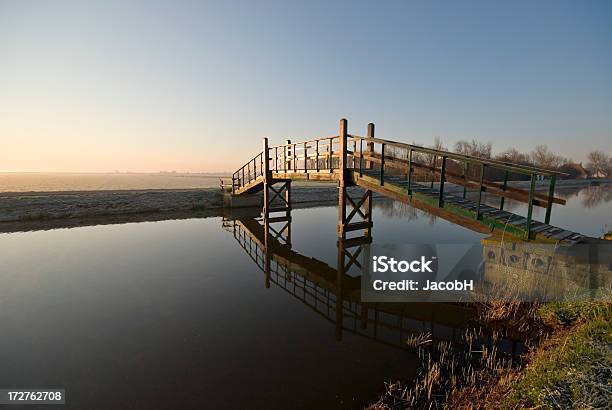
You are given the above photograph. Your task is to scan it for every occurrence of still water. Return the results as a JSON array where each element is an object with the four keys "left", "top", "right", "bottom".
[{"left": 0, "top": 185, "right": 609, "bottom": 409}]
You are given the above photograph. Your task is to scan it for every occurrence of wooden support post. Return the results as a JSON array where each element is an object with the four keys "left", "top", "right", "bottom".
[
  {"left": 293, "top": 143, "right": 297, "bottom": 172},
  {"left": 338, "top": 118, "right": 348, "bottom": 240},
  {"left": 438, "top": 156, "right": 446, "bottom": 208},
  {"left": 303, "top": 141, "right": 307, "bottom": 172},
  {"left": 526, "top": 173, "right": 536, "bottom": 239},
  {"left": 463, "top": 162, "right": 468, "bottom": 199},
  {"left": 285, "top": 181, "right": 292, "bottom": 246},
  {"left": 380, "top": 143, "right": 385, "bottom": 186},
  {"left": 407, "top": 148, "right": 412, "bottom": 195},
  {"left": 364, "top": 190, "right": 373, "bottom": 237},
  {"left": 500, "top": 170, "right": 508, "bottom": 210},
  {"left": 366, "top": 123, "right": 374, "bottom": 169},
  {"left": 430, "top": 155, "right": 436, "bottom": 189},
  {"left": 545, "top": 174, "right": 556, "bottom": 224},
  {"left": 352, "top": 139, "right": 357, "bottom": 169},
  {"left": 247, "top": 161, "right": 251, "bottom": 183},
  {"left": 476, "top": 164, "right": 485, "bottom": 219}
]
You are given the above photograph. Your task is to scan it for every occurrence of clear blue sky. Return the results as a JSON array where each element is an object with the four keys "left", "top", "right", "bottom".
[{"left": 1, "top": 0, "right": 611, "bottom": 172}]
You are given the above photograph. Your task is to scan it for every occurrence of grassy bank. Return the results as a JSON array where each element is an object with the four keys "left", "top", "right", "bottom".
[
  {"left": 501, "top": 301, "right": 611, "bottom": 409},
  {"left": 369, "top": 300, "right": 611, "bottom": 409}
]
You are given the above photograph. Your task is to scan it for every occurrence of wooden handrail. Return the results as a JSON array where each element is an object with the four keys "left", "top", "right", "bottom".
[{"left": 348, "top": 134, "right": 567, "bottom": 177}]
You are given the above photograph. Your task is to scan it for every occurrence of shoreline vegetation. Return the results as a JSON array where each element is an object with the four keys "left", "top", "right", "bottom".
[
  {"left": 1, "top": 179, "right": 610, "bottom": 229},
  {"left": 368, "top": 299, "right": 612, "bottom": 409}
]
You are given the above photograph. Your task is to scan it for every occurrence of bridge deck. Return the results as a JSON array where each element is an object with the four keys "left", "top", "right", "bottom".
[
  {"left": 231, "top": 168, "right": 585, "bottom": 244},
  {"left": 354, "top": 170, "right": 586, "bottom": 244}
]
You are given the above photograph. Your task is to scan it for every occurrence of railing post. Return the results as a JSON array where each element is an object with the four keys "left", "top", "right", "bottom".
[
  {"left": 380, "top": 143, "right": 385, "bottom": 186},
  {"left": 438, "top": 156, "right": 446, "bottom": 207},
  {"left": 476, "top": 163, "right": 485, "bottom": 219},
  {"left": 352, "top": 139, "right": 357, "bottom": 169},
  {"left": 526, "top": 173, "right": 536, "bottom": 239},
  {"left": 247, "top": 161, "right": 251, "bottom": 183},
  {"left": 262, "top": 138, "right": 270, "bottom": 180},
  {"left": 545, "top": 174, "right": 556, "bottom": 224},
  {"left": 500, "top": 170, "right": 508, "bottom": 210},
  {"left": 303, "top": 141, "right": 307, "bottom": 172},
  {"left": 359, "top": 138, "right": 363, "bottom": 176},
  {"left": 315, "top": 140, "right": 320, "bottom": 172},
  {"left": 285, "top": 139, "right": 291, "bottom": 172},
  {"left": 338, "top": 118, "right": 348, "bottom": 240},
  {"left": 407, "top": 148, "right": 412, "bottom": 195},
  {"left": 232, "top": 174, "right": 236, "bottom": 194},
  {"left": 328, "top": 137, "right": 333, "bottom": 171},
  {"left": 262, "top": 137, "right": 270, "bottom": 213},
  {"left": 366, "top": 123, "right": 374, "bottom": 169},
  {"left": 293, "top": 143, "right": 297, "bottom": 172}
]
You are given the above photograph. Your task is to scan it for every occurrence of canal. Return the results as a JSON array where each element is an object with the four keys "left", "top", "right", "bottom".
[{"left": 0, "top": 184, "right": 609, "bottom": 409}]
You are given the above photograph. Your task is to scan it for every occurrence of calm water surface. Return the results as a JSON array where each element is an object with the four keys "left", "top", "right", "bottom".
[{"left": 0, "top": 185, "right": 609, "bottom": 409}]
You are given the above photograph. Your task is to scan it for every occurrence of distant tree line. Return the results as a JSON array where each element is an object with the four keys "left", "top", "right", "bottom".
[{"left": 425, "top": 138, "right": 611, "bottom": 180}]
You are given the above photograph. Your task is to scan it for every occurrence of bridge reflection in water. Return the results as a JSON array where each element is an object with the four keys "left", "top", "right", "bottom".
[{"left": 221, "top": 211, "right": 527, "bottom": 358}]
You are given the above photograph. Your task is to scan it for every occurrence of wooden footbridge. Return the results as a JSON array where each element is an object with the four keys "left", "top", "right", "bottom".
[{"left": 226, "top": 119, "right": 587, "bottom": 243}]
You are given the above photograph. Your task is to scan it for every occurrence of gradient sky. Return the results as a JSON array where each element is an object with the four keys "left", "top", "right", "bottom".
[{"left": 1, "top": 0, "right": 611, "bottom": 173}]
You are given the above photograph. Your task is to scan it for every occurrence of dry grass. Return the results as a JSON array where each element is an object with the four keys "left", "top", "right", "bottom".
[{"left": 367, "top": 300, "right": 611, "bottom": 409}]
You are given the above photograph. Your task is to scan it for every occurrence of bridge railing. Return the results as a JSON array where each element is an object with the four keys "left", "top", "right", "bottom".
[
  {"left": 267, "top": 136, "right": 342, "bottom": 173},
  {"left": 230, "top": 119, "right": 567, "bottom": 239},
  {"left": 346, "top": 133, "right": 567, "bottom": 236},
  {"left": 232, "top": 151, "right": 265, "bottom": 191}
]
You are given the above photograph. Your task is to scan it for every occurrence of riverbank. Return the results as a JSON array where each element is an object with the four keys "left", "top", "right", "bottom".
[
  {"left": 0, "top": 185, "right": 332, "bottom": 223},
  {"left": 448, "top": 300, "right": 611, "bottom": 409},
  {"left": 2, "top": 179, "right": 608, "bottom": 226},
  {"left": 0, "top": 185, "right": 387, "bottom": 232},
  {"left": 369, "top": 299, "right": 612, "bottom": 409}
]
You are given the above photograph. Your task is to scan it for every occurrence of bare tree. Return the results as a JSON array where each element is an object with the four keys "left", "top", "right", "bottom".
[
  {"left": 432, "top": 137, "right": 446, "bottom": 151},
  {"left": 454, "top": 139, "right": 492, "bottom": 159},
  {"left": 585, "top": 150, "right": 611, "bottom": 178},
  {"left": 495, "top": 148, "right": 530, "bottom": 164},
  {"left": 530, "top": 145, "right": 566, "bottom": 169}
]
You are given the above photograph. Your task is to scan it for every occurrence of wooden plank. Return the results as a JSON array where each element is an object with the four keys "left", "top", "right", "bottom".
[{"left": 344, "top": 221, "right": 373, "bottom": 232}]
